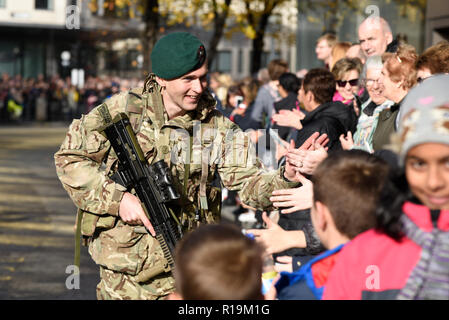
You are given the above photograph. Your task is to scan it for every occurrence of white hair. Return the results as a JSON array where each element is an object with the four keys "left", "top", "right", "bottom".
[{"left": 361, "top": 55, "right": 383, "bottom": 80}]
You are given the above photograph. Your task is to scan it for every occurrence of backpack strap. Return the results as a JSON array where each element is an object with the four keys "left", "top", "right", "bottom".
[
  {"left": 198, "top": 114, "right": 217, "bottom": 213},
  {"left": 74, "top": 208, "right": 83, "bottom": 272},
  {"left": 125, "top": 90, "right": 145, "bottom": 133}
]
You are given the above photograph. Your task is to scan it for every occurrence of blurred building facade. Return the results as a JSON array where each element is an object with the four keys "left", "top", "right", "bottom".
[
  {"left": 0, "top": 0, "right": 447, "bottom": 80},
  {"left": 425, "top": 0, "right": 449, "bottom": 47},
  {"left": 0, "top": 0, "right": 297, "bottom": 81},
  {"left": 0, "top": 0, "right": 80, "bottom": 78}
]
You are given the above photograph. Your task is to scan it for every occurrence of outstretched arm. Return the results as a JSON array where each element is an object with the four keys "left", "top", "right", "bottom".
[
  {"left": 246, "top": 212, "right": 306, "bottom": 255},
  {"left": 270, "top": 173, "right": 313, "bottom": 214}
]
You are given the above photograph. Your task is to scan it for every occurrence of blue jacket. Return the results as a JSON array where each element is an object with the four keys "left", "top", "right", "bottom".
[{"left": 275, "top": 244, "right": 344, "bottom": 300}]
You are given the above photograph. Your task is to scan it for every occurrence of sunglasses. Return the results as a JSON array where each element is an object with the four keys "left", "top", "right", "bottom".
[{"left": 337, "top": 79, "right": 359, "bottom": 87}]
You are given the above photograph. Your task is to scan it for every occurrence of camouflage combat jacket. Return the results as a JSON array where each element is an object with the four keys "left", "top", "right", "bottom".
[{"left": 54, "top": 77, "right": 298, "bottom": 293}]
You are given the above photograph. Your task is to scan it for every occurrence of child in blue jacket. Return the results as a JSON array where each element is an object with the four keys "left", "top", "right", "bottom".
[{"left": 274, "top": 149, "right": 390, "bottom": 299}]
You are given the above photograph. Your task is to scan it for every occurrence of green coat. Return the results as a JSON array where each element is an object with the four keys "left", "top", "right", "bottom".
[{"left": 372, "top": 103, "right": 400, "bottom": 151}]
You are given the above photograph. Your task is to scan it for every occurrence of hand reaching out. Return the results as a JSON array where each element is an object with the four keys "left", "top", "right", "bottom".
[
  {"left": 272, "top": 109, "right": 305, "bottom": 130},
  {"left": 283, "top": 132, "right": 328, "bottom": 181},
  {"left": 286, "top": 145, "right": 328, "bottom": 175},
  {"left": 246, "top": 212, "right": 306, "bottom": 255},
  {"left": 270, "top": 174, "right": 313, "bottom": 213},
  {"left": 274, "top": 256, "right": 293, "bottom": 273}
]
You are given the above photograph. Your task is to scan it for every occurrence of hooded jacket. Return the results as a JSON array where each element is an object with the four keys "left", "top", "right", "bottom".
[
  {"left": 295, "top": 101, "right": 357, "bottom": 152},
  {"left": 322, "top": 202, "right": 449, "bottom": 300}
]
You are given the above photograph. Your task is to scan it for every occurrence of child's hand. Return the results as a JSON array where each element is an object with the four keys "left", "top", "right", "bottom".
[
  {"left": 270, "top": 176, "right": 313, "bottom": 213},
  {"left": 274, "top": 256, "right": 293, "bottom": 273}
]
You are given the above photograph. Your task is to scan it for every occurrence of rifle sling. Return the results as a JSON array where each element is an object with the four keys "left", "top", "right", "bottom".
[{"left": 74, "top": 208, "right": 83, "bottom": 272}]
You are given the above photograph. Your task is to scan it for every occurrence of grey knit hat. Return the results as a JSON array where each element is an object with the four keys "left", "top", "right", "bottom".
[{"left": 397, "top": 74, "right": 449, "bottom": 164}]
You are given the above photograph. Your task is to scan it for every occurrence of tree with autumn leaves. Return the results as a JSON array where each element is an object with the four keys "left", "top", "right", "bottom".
[
  {"left": 88, "top": 0, "right": 296, "bottom": 75},
  {"left": 88, "top": 0, "right": 426, "bottom": 75}
]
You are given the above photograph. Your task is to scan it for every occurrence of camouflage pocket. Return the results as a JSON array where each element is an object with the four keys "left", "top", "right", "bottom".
[{"left": 89, "top": 221, "right": 148, "bottom": 276}]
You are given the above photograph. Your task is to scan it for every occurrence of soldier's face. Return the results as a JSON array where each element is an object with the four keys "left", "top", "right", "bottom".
[{"left": 159, "top": 62, "right": 208, "bottom": 118}]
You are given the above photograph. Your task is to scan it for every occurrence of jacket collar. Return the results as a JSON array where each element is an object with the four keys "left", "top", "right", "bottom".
[
  {"left": 403, "top": 201, "right": 449, "bottom": 232},
  {"left": 168, "top": 92, "right": 217, "bottom": 131}
]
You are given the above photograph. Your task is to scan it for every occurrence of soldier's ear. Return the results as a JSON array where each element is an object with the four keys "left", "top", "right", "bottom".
[{"left": 155, "top": 76, "right": 167, "bottom": 89}]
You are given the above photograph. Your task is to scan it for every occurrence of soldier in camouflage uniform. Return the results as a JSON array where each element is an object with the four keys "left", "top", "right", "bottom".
[{"left": 54, "top": 32, "right": 302, "bottom": 300}]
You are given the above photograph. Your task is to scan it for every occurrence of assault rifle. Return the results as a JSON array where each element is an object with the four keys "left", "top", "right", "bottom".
[{"left": 102, "top": 112, "right": 182, "bottom": 279}]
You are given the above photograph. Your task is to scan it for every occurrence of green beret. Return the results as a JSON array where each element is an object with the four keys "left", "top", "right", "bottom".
[{"left": 151, "top": 32, "right": 206, "bottom": 80}]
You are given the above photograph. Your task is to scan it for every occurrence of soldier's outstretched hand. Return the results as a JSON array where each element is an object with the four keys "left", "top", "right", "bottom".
[{"left": 119, "top": 192, "right": 156, "bottom": 236}]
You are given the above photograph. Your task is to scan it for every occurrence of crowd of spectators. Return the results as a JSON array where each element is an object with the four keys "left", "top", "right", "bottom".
[
  {"left": 0, "top": 73, "right": 144, "bottom": 123},
  {"left": 204, "top": 16, "right": 449, "bottom": 301}
]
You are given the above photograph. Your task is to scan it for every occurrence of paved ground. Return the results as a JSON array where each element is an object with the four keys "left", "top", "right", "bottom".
[
  {"left": 0, "top": 123, "right": 99, "bottom": 299},
  {"left": 0, "top": 122, "right": 241, "bottom": 300}
]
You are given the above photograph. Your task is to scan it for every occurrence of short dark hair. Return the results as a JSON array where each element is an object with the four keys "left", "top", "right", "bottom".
[
  {"left": 302, "top": 68, "right": 336, "bottom": 105},
  {"left": 311, "top": 150, "right": 389, "bottom": 239},
  {"left": 278, "top": 72, "right": 301, "bottom": 93},
  {"left": 174, "top": 223, "right": 264, "bottom": 300}
]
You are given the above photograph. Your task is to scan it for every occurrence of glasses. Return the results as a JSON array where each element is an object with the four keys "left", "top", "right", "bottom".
[
  {"left": 337, "top": 79, "right": 359, "bottom": 87},
  {"left": 364, "top": 78, "right": 381, "bottom": 87}
]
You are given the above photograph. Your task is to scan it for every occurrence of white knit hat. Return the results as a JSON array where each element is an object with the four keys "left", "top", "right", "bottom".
[{"left": 396, "top": 74, "right": 449, "bottom": 164}]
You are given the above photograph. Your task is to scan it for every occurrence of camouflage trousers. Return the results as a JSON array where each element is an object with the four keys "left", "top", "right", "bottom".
[
  {"left": 88, "top": 220, "right": 175, "bottom": 300},
  {"left": 96, "top": 267, "right": 174, "bottom": 300}
]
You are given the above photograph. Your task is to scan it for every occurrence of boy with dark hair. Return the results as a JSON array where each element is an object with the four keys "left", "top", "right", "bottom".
[
  {"left": 169, "top": 223, "right": 264, "bottom": 300},
  {"left": 273, "top": 149, "right": 389, "bottom": 299}
]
